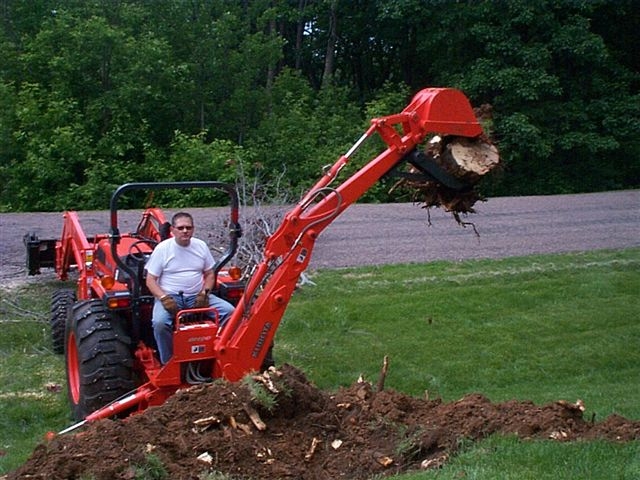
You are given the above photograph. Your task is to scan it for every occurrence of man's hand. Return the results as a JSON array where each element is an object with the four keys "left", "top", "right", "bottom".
[
  {"left": 195, "top": 290, "right": 209, "bottom": 309},
  {"left": 160, "top": 295, "right": 178, "bottom": 315}
]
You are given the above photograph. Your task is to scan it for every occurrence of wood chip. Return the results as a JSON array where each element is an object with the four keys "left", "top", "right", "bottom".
[
  {"left": 228, "top": 415, "right": 237, "bottom": 429},
  {"left": 192, "top": 415, "right": 221, "bottom": 433},
  {"left": 421, "top": 453, "right": 448, "bottom": 469},
  {"left": 256, "top": 447, "right": 274, "bottom": 464},
  {"left": 557, "top": 399, "right": 586, "bottom": 412},
  {"left": 236, "top": 422, "right": 253, "bottom": 435},
  {"left": 243, "top": 404, "right": 267, "bottom": 431},
  {"left": 193, "top": 415, "right": 221, "bottom": 427},
  {"left": 197, "top": 452, "right": 213, "bottom": 464},
  {"left": 549, "top": 429, "right": 569, "bottom": 440},
  {"left": 252, "top": 373, "right": 279, "bottom": 394},
  {"left": 305, "top": 437, "right": 320, "bottom": 461},
  {"left": 373, "top": 452, "right": 394, "bottom": 467}
]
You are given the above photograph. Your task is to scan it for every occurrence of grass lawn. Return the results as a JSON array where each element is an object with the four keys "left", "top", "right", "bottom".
[{"left": 1, "top": 248, "right": 639, "bottom": 478}]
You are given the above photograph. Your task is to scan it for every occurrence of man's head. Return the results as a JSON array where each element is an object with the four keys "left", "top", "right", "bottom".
[{"left": 171, "top": 212, "right": 194, "bottom": 247}]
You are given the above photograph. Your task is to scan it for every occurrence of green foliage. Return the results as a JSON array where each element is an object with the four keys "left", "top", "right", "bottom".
[
  {"left": 167, "top": 134, "right": 238, "bottom": 182},
  {"left": 432, "top": 0, "right": 640, "bottom": 196},
  {"left": 247, "top": 69, "right": 364, "bottom": 193},
  {"left": 357, "top": 81, "right": 414, "bottom": 202},
  {"left": 1, "top": 0, "right": 638, "bottom": 211},
  {"left": 148, "top": 133, "right": 246, "bottom": 207},
  {"left": 0, "top": 81, "right": 19, "bottom": 211},
  {"left": 6, "top": 83, "right": 93, "bottom": 210},
  {"left": 241, "top": 375, "right": 277, "bottom": 413},
  {"left": 132, "top": 453, "right": 168, "bottom": 480},
  {"left": 363, "top": 81, "right": 411, "bottom": 120}
]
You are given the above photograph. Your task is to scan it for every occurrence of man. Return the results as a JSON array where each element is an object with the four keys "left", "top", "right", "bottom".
[{"left": 145, "top": 212, "right": 234, "bottom": 364}]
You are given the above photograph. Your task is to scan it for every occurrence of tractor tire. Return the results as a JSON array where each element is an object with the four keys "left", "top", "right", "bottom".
[
  {"left": 50, "top": 289, "right": 75, "bottom": 354},
  {"left": 65, "top": 299, "right": 136, "bottom": 421}
]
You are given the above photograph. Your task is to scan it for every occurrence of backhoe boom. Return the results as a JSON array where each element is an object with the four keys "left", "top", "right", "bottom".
[{"left": 216, "top": 87, "right": 482, "bottom": 380}]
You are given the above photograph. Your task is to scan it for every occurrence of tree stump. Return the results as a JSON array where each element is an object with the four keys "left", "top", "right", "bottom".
[
  {"left": 397, "top": 134, "right": 501, "bottom": 217},
  {"left": 436, "top": 136, "right": 500, "bottom": 184}
]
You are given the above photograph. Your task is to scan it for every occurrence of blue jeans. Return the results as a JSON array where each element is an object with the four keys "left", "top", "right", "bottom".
[{"left": 152, "top": 293, "right": 234, "bottom": 364}]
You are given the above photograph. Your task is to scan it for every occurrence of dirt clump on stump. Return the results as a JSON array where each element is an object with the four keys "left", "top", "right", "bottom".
[{"left": 8, "top": 365, "right": 640, "bottom": 480}]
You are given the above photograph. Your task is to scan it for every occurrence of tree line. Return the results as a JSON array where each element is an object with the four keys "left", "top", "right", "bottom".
[{"left": 1, "top": 0, "right": 638, "bottom": 211}]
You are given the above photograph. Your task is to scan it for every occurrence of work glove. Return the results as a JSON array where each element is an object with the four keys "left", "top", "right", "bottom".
[
  {"left": 195, "top": 290, "right": 209, "bottom": 309},
  {"left": 160, "top": 295, "right": 178, "bottom": 315}
]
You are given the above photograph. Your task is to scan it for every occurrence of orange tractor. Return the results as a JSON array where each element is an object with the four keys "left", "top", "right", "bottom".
[{"left": 26, "top": 88, "right": 485, "bottom": 433}]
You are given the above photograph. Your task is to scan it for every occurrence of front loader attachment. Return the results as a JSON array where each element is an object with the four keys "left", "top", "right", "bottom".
[{"left": 24, "top": 233, "right": 56, "bottom": 275}]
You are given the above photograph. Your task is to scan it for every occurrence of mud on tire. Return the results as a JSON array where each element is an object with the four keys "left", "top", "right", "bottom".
[
  {"left": 65, "top": 300, "right": 136, "bottom": 421},
  {"left": 50, "top": 289, "right": 75, "bottom": 354}
]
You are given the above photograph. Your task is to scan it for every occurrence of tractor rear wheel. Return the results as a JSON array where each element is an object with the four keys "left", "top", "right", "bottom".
[
  {"left": 65, "top": 300, "right": 136, "bottom": 421},
  {"left": 50, "top": 289, "right": 75, "bottom": 354}
]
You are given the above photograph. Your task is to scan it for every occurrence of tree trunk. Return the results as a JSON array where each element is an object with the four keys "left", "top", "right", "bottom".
[
  {"left": 266, "top": 16, "right": 276, "bottom": 90},
  {"left": 294, "top": 0, "right": 307, "bottom": 70},
  {"left": 321, "top": 1, "right": 337, "bottom": 87}
]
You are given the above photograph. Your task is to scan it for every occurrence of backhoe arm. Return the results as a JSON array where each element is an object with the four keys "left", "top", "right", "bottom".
[{"left": 215, "top": 88, "right": 482, "bottom": 380}]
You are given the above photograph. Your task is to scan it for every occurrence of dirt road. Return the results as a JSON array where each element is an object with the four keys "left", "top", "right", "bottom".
[
  {"left": 312, "top": 189, "right": 640, "bottom": 268},
  {"left": 1, "top": 190, "right": 638, "bottom": 283}
]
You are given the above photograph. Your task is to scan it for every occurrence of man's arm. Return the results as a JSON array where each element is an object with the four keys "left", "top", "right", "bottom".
[
  {"left": 194, "top": 269, "right": 215, "bottom": 308},
  {"left": 201, "top": 268, "right": 215, "bottom": 293},
  {"left": 146, "top": 273, "right": 166, "bottom": 300},
  {"left": 148, "top": 272, "right": 179, "bottom": 315}
]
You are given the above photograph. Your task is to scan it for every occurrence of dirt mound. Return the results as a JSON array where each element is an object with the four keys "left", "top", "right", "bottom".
[{"left": 8, "top": 365, "right": 640, "bottom": 480}]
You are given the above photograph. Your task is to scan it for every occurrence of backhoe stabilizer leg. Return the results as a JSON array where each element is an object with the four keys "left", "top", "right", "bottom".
[
  {"left": 57, "top": 385, "right": 156, "bottom": 435},
  {"left": 86, "top": 385, "right": 155, "bottom": 422}
]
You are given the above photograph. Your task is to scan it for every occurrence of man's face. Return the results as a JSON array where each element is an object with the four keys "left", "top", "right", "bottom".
[{"left": 172, "top": 218, "right": 194, "bottom": 247}]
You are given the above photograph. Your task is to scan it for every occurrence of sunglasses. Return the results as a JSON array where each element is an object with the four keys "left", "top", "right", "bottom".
[{"left": 174, "top": 225, "right": 193, "bottom": 231}]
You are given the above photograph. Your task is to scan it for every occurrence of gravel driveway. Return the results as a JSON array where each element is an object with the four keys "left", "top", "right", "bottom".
[
  {"left": 311, "top": 189, "right": 640, "bottom": 268},
  {"left": 1, "top": 190, "right": 638, "bottom": 284}
]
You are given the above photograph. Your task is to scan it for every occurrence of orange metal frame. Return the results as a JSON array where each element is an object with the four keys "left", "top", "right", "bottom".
[{"left": 71, "top": 87, "right": 483, "bottom": 424}]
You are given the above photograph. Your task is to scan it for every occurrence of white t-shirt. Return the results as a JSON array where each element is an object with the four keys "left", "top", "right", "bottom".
[{"left": 145, "top": 237, "right": 215, "bottom": 295}]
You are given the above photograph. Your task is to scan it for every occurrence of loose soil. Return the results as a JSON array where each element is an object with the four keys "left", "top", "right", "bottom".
[{"left": 7, "top": 365, "right": 639, "bottom": 480}]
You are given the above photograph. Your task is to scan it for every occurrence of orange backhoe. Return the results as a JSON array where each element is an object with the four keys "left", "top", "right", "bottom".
[{"left": 26, "top": 87, "right": 484, "bottom": 434}]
